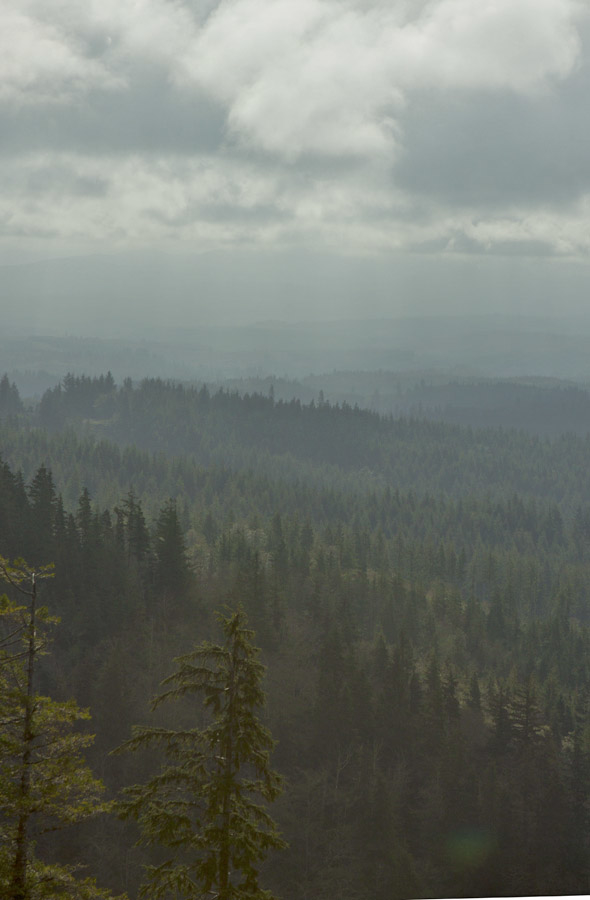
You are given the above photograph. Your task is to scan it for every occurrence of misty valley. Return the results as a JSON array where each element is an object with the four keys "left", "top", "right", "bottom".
[{"left": 2, "top": 342, "right": 590, "bottom": 899}]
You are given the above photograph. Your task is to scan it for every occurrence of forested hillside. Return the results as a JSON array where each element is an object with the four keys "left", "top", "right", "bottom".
[
  {"left": 4, "top": 372, "right": 590, "bottom": 508},
  {"left": 1, "top": 372, "right": 590, "bottom": 898},
  {"left": 226, "top": 371, "right": 590, "bottom": 436}
]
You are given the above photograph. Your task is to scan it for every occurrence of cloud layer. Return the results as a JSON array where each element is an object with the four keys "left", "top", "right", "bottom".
[{"left": 3, "top": 0, "right": 590, "bottom": 264}]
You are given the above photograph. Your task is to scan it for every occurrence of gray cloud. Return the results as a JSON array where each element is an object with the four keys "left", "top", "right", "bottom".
[
  {"left": 409, "top": 234, "right": 556, "bottom": 258},
  {"left": 0, "top": 79, "right": 226, "bottom": 156},
  {"left": 395, "top": 48, "right": 590, "bottom": 209},
  {"left": 2, "top": 0, "right": 590, "bottom": 304},
  {"left": 25, "top": 165, "right": 109, "bottom": 198}
]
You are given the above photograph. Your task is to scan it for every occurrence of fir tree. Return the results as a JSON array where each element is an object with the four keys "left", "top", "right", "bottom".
[
  {"left": 117, "top": 608, "right": 285, "bottom": 900},
  {"left": 0, "top": 557, "right": 119, "bottom": 900},
  {"left": 153, "top": 499, "right": 190, "bottom": 601}
]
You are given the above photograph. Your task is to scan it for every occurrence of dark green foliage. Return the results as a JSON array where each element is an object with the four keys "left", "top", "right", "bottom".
[
  {"left": 0, "top": 558, "right": 120, "bottom": 900},
  {"left": 4, "top": 372, "right": 590, "bottom": 897},
  {"left": 0, "top": 375, "right": 23, "bottom": 420},
  {"left": 20, "top": 373, "right": 590, "bottom": 510},
  {"left": 26, "top": 466, "right": 57, "bottom": 567},
  {"left": 116, "top": 609, "right": 285, "bottom": 900},
  {"left": 152, "top": 499, "right": 190, "bottom": 603}
]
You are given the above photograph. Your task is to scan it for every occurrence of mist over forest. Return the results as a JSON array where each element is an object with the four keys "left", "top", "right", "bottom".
[
  {"left": 6, "top": 312, "right": 590, "bottom": 391},
  {"left": 3, "top": 317, "right": 590, "bottom": 898}
]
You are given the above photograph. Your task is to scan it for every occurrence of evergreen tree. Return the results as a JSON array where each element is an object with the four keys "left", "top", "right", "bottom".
[
  {"left": 0, "top": 374, "right": 23, "bottom": 419},
  {"left": 153, "top": 499, "right": 190, "bottom": 602},
  {"left": 0, "top": 557, "right": 119, "bottom": 900},
  {"left": 117, "top": 608, "right": 285, "bottom": 900},
  {"left": 26, "top": 466, "right": 57, "bottom": 567},
  {"left": 115, "top": 491, "right": 150, "bottom": 568}
]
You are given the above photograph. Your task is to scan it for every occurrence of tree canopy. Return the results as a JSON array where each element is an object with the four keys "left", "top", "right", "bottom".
[
  {"left": 0, "top": 557, "right": 121, "bottom": 900},
  {"left": 117, "top": 608, "right": 285, "bottom": 900}
]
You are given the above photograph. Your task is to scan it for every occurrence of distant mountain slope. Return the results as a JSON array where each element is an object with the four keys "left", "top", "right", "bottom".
[{"left": 8, "top": 372, "right": 590, "bottom": 511}]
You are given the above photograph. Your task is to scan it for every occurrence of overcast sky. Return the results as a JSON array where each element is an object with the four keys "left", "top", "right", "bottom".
[{"left": 3, "top": 0, "right": 590, "bottom": 326}]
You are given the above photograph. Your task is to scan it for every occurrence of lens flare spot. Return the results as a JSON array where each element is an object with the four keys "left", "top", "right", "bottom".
[{"left": 445, "top": 827, "right": 496, "bottom": 869}]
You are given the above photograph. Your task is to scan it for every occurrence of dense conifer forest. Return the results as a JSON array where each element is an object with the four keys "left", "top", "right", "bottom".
[{"left": 2, "top": 371, "right": 590, "bottom": 898}]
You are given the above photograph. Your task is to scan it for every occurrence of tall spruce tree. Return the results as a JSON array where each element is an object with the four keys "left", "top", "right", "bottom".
[
  {"left": 117, "top": 608, "right": 285, "bottom": 900},
  {"left": 0, "top": 557, "right": 119, "bottom": 900},
  {"left": 153, "top": 499, "right": 190, "bottom": 602}
]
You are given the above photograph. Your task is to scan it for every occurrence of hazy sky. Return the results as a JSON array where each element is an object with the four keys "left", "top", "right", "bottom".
[{"left": 3, "top": 0, "right": 590, "bottom": 325}]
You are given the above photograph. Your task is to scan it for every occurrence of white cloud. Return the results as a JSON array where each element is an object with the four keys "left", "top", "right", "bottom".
[
  {"left": 86, "top": 0, "right": 197, "bottom": 67},
  {"left": 1, "top": 0, "right": 589, "bottom": 266},
  {"left": 3, "top": 150, "right": 590, "bottom": 260},
  {"left": 3, "top": 0, "right": 585, "bottom": 157},
  {"left": 409, "top": 0, "right": 582, "bottom": 92},
  {"left": 177, "top": 0, "right": 408, "bottom": 158},
  {"left": 175, "top": 0, "right": 584, "bottom": 159},
  {"left": 0, "top": 3, "right": 120, "bottom": 103}
]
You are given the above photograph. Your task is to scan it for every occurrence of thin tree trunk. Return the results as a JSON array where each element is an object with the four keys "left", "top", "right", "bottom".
[
  {"left": 11, "top": 576, "right": 36, "bottom": 900},
  {"left": 219, "top": 640, "right": 238, "bottom": 900}
]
